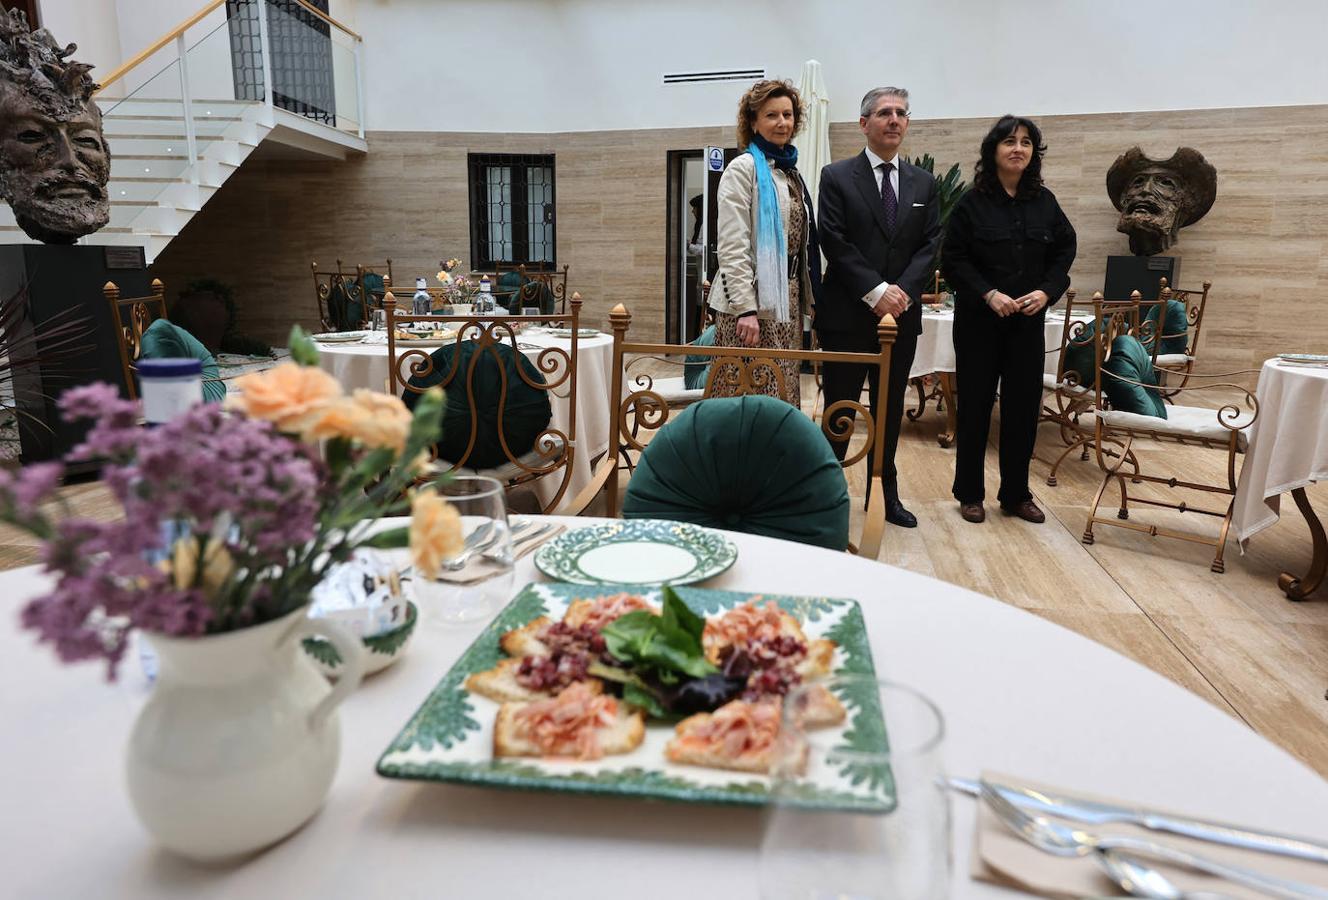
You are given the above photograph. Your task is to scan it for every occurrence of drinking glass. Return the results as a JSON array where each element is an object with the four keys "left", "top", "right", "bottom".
[
  {"left": 410, "top": 475, "right": 513, "bottom": 625},
  {"left": 759, "top": 677, "right": 951, "bottom": 900}
]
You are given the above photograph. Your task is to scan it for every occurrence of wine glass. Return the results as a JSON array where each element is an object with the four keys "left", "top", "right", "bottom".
[
  {"left": 759, "top": 677, "right": 951, "bottom": 900},
  {"left": 411, "top": 475, "right": 513, "bottom": 626}
]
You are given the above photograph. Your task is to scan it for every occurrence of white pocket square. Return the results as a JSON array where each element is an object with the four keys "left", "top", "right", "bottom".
[{"left": 912, "top": 202, "right": 925, "bottom": 207}]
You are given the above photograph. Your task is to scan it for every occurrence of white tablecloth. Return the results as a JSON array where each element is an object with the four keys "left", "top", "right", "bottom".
[
  {"left": 316, "top": 331, "right": 615, "bottom": 511},
  {"left": 3, "top": 518, "right": 1325, "bottom": 898},
  {"left": 1233, "top": 358, "right": 1328, "bottom": 541},
  {"left": 912, "top": 309, "right": 1087, "bottom": 380}
]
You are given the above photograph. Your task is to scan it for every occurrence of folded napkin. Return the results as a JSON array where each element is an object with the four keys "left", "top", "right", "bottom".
[
  {"left": 360, "top": 331, "right": 388, "bottom": 344},
  {"left": 972, "top": 771, "right": 1328, "bottom": 898}
]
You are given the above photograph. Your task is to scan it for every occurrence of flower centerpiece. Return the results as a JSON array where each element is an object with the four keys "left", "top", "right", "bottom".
[
  {"left": 435, "top": 257, "right": 479, "bottom": 311},
  {"left": 0, "top": 326, "right": 463, "bottom": 861}
]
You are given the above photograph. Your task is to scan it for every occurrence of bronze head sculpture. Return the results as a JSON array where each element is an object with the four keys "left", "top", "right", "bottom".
[
  {"left": 0, "top": 9, "right": 110, "bottom": 244},
  {"left": 1106, "top": 146, "right": 1216, "bottom": 256}
]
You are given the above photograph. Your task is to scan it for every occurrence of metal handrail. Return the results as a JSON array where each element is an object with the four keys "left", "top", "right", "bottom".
[{"left": 93, "top": 0, "right": 359, "bottom": 96}]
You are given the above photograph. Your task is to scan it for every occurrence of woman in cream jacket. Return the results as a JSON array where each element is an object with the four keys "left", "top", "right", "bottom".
[{"left": 710, "top": 79, "right": 819, "bottom": 407}]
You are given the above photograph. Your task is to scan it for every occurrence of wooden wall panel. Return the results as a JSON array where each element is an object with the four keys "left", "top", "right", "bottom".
[{"left": 151, "top": 105, "right": 1328, "bottom": 373}]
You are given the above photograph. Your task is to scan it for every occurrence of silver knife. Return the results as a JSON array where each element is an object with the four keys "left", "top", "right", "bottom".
[{"left": 949, "top": 776, "right": 1328, "bottom": 865}]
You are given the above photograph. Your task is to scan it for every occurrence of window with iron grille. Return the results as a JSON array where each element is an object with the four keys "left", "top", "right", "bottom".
[{"left": 467, "top": 154, "right": 556, "bottom": 270}]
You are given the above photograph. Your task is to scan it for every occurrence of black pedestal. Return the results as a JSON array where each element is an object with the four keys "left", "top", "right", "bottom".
[
  {"left": 1104, "top": 255, "right": 1180, "bottom": 300},
  {"left": 0, "top": 244, "right": 152, "bottom": 463}
]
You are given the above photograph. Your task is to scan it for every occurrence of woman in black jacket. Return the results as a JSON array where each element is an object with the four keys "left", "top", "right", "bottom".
[{"left": 942, "top": 115, "right": 1076, "bottom": 524}]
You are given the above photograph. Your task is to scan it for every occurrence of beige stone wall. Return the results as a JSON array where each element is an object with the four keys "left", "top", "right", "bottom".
[{"left": 151, "top": 104, "right": 1328, "bottom": 374}]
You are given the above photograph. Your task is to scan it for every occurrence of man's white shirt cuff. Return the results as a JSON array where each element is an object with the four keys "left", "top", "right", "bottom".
[{"left": 862, "top": 281, "right": 890, "bottom": 308}]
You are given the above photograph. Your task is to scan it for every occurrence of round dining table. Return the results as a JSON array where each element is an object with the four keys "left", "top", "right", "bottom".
[
  {"left": 3, "top": 517, "right": 1326, "bottom": 898},
  {"left": 315, "top": 328, "right": 615, "bottom": 511}
]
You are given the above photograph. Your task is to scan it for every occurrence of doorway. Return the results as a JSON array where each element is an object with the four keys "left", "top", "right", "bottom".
[{"left": 665, "top": 146, "right": 738, "bottom": 344}]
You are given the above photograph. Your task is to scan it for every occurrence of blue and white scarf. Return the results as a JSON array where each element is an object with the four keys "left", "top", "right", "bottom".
[{"left": 747, "top": 135, "right": 798, "bottom": 323}]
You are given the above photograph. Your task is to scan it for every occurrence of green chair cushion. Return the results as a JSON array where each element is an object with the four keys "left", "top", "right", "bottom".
[
  {"left": 622, "top": 394, "right": 850, "bottom": 551},
  {"left": 401, "top": 340, "right": 552, "bottom": 469},
  {"left": 684, "top": 324, "right": 717, "bottom": 390},
  {"left": 504, "top": 279, "right": 556, "bottom": 316},
  {"left": 361, "top": 272, "right": 385, "bottom": 308},
  {"left": 1060, "top": 318, "right": 1098, "bottom": 389},
  {"left": 1144, "top": 298, "right": 1189, "bottom": 355},
  {"left": 496, "top": 272, "right": 523, "bottom": 313},
  {"left": 139, "top": 318, "right": 226, "bottom": 404},
  {"left": 327, "top": 279, "right": 365, "bottom": 331},
  {"left": 1102, "top": 334, "right": 1167, "bottom": 418}
]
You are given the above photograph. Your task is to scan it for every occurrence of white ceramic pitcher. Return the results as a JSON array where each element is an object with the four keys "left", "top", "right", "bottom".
[{"left": 126, "top": 606, "right": 365, "bottom": 862}]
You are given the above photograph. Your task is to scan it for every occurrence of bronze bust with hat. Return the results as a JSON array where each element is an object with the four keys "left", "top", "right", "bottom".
[
  {"left": 1106, "top": 146, "right": 1217, "bottom": 256},
  {"left": 0, "top": 9, "right": 110, "bottom": 244}
]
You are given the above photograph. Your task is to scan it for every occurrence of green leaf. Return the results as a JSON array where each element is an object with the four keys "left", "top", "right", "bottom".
[
  {"left": 404, "top": 388, "right": 446, "bottom": 453},
  {"left": 601, "top": 610, "right": 657, "bottom": 662},
  {"left": 622, "top": 681, "right": 668, "bottom": 719},
  {"left": 288, "top": 325, "right": 320, "bottom": 367},
  {"left": 362, "top": 525, "right": 410, "bottom": 549},
  {"left": 661, "top": 585, "right": 706, "bottom": 643}
]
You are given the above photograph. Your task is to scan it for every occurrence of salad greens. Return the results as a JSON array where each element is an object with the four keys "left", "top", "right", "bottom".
[{"left": 595, "top": 587, "right": 724, "bottom": 718}]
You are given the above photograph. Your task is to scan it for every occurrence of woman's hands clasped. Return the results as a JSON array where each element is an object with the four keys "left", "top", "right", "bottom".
[
  {"left": 736, "top": 314, "right": 761, "bottom": 347},
  {"left": 986, "top": 289, "right": 1048, "bottom": 317}
]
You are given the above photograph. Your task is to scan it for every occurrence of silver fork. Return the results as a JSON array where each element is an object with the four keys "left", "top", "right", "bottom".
[{"left": 979, "top": 781, "right": 1327, "bottom": 899}]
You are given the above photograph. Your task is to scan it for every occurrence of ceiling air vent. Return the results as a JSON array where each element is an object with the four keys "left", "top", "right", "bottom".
[{"left": 663, "top": 68, "right": 765, "bottom": 85}]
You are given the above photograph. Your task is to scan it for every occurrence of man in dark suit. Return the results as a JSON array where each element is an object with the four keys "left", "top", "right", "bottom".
[{"left": 816, "top": 86, "right": 941, "bottom": 528}]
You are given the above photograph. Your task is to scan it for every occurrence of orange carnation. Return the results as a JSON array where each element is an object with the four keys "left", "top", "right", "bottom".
[
  {"left": 305, "top": 389, "right": 413, "bottom": 451},
  {"left": 409, "top": 486, "right": 464, "bottom": 578},
  {"left": 229, "top": 362, "right": 342, "bottom": 435}
]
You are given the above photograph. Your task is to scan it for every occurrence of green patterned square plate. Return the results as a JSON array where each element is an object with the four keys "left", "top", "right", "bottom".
[
  {"left": 533, "top": 520, "right": 737, "bottom": 587},
  {"left": 376, "top": 582, "right": 891, "bottom": 811}
]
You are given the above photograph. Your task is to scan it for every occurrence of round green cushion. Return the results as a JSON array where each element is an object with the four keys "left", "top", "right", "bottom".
[
  {"left": 328, "top": 279, "right": 365, "bottom": 331},
  {"left": 622, "top": 394, "right": 850, "bottom": 550},
  {"left": 401, "top": 340, "right": 552, "bottom": 469},
  {"left": 1144, "top": 298, "right": 1189, "bottom": 355},
  {"left": 1060, "top": 318, "right": 1098, "bottom": 389},
  {"left": 683, "top": 324, "right": 716, "bottom": 390},
  {"left": 1103, "top": 334, "right": 1167, "bottom": 418},
  {"left": 139, "top": 318, "right": 226, "bottom": 404}
]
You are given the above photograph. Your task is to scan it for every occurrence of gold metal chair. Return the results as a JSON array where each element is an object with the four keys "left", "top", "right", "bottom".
[
  {"left": 310, "top": 260, "right": 362, "bottom": 332},
  {"left": 1081, "top": 295, "right": 1259, "bottom": 573},
  {"left": 1150, "top": 277, "right": 1212, "bottom": 399},
  {"left": 104, "top": 278, "right": 168, "bottom": 400},
  {"left": 493, "top": 263, "right": 570, "bottom": 314},
  {"left": 568, "top": 304, "right": 897, "bottom": 559},
  {"left": 1038, "top": 288, "right": 1098, "bottom": 484},
  {"left": 384, "top": 291, "right": 583, "bottom": 513}
]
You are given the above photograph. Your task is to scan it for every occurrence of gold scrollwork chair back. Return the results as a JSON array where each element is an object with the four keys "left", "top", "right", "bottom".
[
  {"left": 493, "top": 262, "right": 570, "bottom": 314},
  {"left": 383, "top": 291, "right": 583, "bottom": 513},
  {"left": 1151, "top": 276, "right": 1212, "bottom": 397},
  {"left": 104, "top": 278, "right": 168, "bottom": 401},
  {"left": 1082, "top": 294, "right": 1259, "bottom": 573},
  {"left": 567, "top": 304, "right": 897, "bottom": 559},
  {"left": 310, "top": 259, "right": 363, "bottom": 332}
]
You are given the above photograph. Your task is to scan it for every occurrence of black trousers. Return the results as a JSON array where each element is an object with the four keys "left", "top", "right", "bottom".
[
  {"left": 951, "top": 307, "right": 1045, "bottom": 506},
  {"left": 818, "top": 324, "right": 919, "bottom": 496}
]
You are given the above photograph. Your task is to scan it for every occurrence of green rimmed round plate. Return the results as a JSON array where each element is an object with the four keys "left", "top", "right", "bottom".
[{"left": 533, "top": 520, "right": 737, "bottom": 586}]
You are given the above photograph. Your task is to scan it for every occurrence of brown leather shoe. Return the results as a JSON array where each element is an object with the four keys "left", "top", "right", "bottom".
[
  {"left": 959, "top": 503, "right": 986, "bottom": 523},
  {"left": 1001, "top": 499, "right": 1046, "bottom": 524}
]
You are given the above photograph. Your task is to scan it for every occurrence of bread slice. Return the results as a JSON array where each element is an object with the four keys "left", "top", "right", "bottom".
[
  {"left": 493, "top": 685, "right": 644, "bottom": 760},
  {"left": 794, "top": 682, "right": 847, "bottom": 729},
  {"left": 665, "top": 699, "right": 795, "bottom": 774},
  {"left": 562, "top": 593, "right": 656, "bottom": 632},
  {"left": 464, "top": 658, "right": 548, "bottom": 703},
  {"left": 499, "top": 616, "right": 552, "bottom": 657},
  {"left": 796, "top": 639, "right": 836, "bottom": 679}
]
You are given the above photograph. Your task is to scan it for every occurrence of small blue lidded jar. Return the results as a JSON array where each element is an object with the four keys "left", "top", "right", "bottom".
[{"left": 138, "top": 357, "right": 204, "bottom": 425}]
